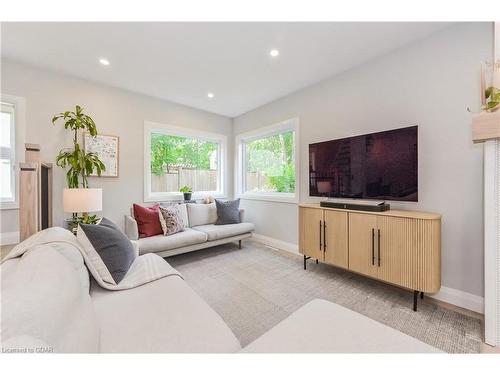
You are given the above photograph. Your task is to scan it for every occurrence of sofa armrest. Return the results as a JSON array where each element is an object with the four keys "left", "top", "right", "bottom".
[
  {"left": 124, "top": 215, "right": 139, "bottom": 240},
  {"left": 131, "top": 240, "right": 140, "bottom": 258},
  {"left": 239, "top": 208, "right": 245, "bottom": 222}
]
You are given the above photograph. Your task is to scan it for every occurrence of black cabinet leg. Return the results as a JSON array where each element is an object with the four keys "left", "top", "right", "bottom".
[
  {"left": 420, "top": 291, "right": 424, "bottom": 299},
  {"left": 413, "top": 290, "right": 419, "bottom": 311},
  {"left": 238, "top": 240, "right": 242, "bottom": 249},
  {"left": 303, "top": 255, "right": 312, "bottom": 270},
  {"left": 316, "top": 259, "right": 318, "bottom": 264}
]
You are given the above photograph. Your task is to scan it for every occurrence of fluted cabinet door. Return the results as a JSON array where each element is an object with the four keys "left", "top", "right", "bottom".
[
  {"left": 376, "top": 216, "right": 411, "bottom": 288},
  {"left": 299, "top": 207, "right": 324, "bottom": 261},
  {"left": 376, "top": 216, "right": 441, "bottom": 293}
]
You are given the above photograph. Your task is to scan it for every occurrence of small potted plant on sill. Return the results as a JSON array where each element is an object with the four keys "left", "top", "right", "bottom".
[{"left": 180, "top": 185, "right": 193, "bottom": 201}]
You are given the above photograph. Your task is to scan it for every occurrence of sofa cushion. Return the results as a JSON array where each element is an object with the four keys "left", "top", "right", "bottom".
[
  {"left": 138, "top": 228, "right": 208, "bottom": 254},
  {"left": 133, "top": 204, "right": 163, "bottom": 238},
  {"left": 192, "top": 222, "right": 255, "bottom": 241},
  {"left": 242, "top": 299, "right": 441, "bottom": 353},
  {"left": 90, "top": 273, "right": 241, "bottom": 353},
  {"left": 215, "top": 198, "right": 241, "bottom": 225},
  {"left": 78, "top": 218, "right": 136, "bottom": 284},
  {"left": 187, "top": 203, "right": 217, "bottom": 227}
]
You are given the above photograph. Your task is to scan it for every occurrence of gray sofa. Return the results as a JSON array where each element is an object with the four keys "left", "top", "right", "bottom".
[{"left": 124, "top": 202, "right": 255, "bottom": 258}]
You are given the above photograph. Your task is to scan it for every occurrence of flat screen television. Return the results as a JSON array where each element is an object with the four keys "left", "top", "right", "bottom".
[{"left": 309, "top": 126, "right": 418, "bottom": 202}]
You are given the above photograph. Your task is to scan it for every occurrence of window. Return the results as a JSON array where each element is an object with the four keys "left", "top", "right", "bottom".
[
  {"left": 236, "top": 118, "right": 299, "bottom": 203},
  {"left": 144, "top": 121, "right": 227, "bottom": 201},
  {"left": 1, "top": 102, "right": 16, "bottom": 205}
]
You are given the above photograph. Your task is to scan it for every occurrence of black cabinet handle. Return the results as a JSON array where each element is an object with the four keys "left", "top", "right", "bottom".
[
  {"left": 371, "top": 228, "right": 375, "bottom": 265},
  {"left": 323, "top": 222, "right": 327, "bottom": 252},
  {"left": 378, "top": 229, "right": 381, "bottom": 267},
  {"left": 319, "top": 221, "right": 322, "bottom": 251}
]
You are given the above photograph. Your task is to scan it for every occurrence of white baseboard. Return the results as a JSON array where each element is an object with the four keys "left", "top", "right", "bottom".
[
  {"left": 252, "top": 233, "right": 299, "bottom": 254},
  {"left": 0, "top": 231, "right": 19, "bottom": 246},
  {"left": 429, "top": 286, "right": 484, "bottom": 314},
  {"left": 251, "top": 233, "right": 484, "bottom": 314}
]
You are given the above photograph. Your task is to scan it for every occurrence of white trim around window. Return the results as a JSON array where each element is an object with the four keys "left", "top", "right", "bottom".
[
  {"left": 1, "top": 94, "right": 26, "bottom": 210},
  {"left": 143, "top": 121, "right": 228, "bottom": 202},
  {"left": 235, "top": 117, "right": 299, "bottom": 204}
]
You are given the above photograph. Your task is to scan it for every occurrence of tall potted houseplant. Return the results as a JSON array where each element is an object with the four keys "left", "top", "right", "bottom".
[{"left": 52, "top": 105, "right": 105, "bottom": 227}]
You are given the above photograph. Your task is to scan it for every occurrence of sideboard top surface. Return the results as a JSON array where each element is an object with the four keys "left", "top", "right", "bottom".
[{"left": 299, "top": 203, "right": 441, "bottom": 220}]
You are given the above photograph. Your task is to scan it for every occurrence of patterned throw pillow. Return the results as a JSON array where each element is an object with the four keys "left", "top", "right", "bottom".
[{"left": 158, "top": 205, "right": 185, "bottom": 236}]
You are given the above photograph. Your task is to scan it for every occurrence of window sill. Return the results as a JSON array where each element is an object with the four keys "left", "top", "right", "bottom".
[
  {"left": 0, "top": 202, "right": 19, "bottom": 210},
  {"left": 236, "top": 193, "right": 298, "bottom": 204},
  {"left": 144, "top": 192, "right": 226, "bottom": 203}
]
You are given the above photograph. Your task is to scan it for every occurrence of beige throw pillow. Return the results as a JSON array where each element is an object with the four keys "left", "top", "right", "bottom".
[{"left": 158, "top": 205, "right": 185, "bottom": 236}]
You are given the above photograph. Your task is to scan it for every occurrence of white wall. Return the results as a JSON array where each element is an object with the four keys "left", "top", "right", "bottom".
[
  {"left": 0, "top": 59, "right": 233, "bottom": 234},
  {"left": 233, "top": 22, "right": 493, "bottom": 299}
]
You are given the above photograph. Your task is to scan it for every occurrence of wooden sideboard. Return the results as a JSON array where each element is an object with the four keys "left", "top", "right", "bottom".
[{"left": 299, "top": 203, "right": 441, "bottom": 311}]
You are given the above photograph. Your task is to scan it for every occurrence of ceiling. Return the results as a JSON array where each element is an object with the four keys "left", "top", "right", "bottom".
[{"left": 1, "top": 22, "right": 452, "bottom": 117}]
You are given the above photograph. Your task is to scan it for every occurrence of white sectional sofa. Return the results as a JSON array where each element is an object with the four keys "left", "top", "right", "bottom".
[
  {"left": 1, "top": 228, "right": 440, "bottom": 353},
  {"left": 124, "top": 202, "right": 255, "bottom": 257},
  {"left": 0, "top": 230, "right": 241, "bottom": 353}
]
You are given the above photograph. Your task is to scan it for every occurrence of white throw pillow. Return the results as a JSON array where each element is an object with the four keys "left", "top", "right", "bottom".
[{"left": 186, "top": 202, "right": 217, "bottom": 227}]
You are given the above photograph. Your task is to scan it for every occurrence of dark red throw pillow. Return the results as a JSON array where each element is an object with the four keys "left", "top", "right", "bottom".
[{"left": 133, "top": 204, "right": 163, "bottom": 238}]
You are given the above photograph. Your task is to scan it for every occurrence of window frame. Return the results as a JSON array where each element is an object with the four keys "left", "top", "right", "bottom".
[
  {"left": 143, "top": 121, "right": 228, "bottom": 202},
  {"left": 1, "top": 95, "right": 25, "bottom": 210},
  {"left": 235, "top": 117, "right": 299, "bottom": 204}
]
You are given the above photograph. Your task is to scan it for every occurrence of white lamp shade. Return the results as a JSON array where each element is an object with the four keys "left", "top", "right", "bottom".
[{"left": 63, "top": 188, "right": 102, "bottom": 213}]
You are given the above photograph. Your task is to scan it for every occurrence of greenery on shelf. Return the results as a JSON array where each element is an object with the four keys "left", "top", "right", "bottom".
[
  {"left": 66, "top": 214, "right": 100, "bottom": 234},
  {"left": 483, "top": 86, "right": 500, "bottom": 112},
  {"left": 179, "top": 185, "right": 193, "bottom": 193},
  {"left": 52, "top": 105, "right": 106, "bottom": 188}
]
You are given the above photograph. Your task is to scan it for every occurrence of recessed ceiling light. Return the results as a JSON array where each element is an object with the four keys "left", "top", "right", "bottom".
[
  {"left": 99, "top": 58, "right": 110, "bottom": 66},
  {"left": 269, "top": 49, "right": 280, "bottom": 57},
  {"left": 207, "top": 92, "right": 214, "bottom": 99}
]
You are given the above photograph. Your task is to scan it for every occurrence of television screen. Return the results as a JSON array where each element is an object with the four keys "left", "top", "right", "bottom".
[{"left": 309, "top": 126, "right": 418, "bottom": 202}]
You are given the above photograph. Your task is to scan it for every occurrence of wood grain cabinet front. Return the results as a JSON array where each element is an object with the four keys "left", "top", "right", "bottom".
[
  {"left": 299, "top": 203, "right": 441, "bottom": 310},
  {"left": 348, "top": 212, "right": 378, "bottom": 278},
  {"left": 323, "top": 210, "right": 348, "bottom": 269},
  {"left": 299, "top": 207, "right": 325, "bottom": 261}
]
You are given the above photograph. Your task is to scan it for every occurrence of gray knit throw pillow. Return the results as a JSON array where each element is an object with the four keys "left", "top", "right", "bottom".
[{"left": 215, "top": 199, "right": 241, "bottom": 225}]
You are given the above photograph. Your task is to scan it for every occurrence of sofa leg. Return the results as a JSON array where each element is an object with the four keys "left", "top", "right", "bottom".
[{"left": 238, "top": 240, "right": 242, "bottom": 249}]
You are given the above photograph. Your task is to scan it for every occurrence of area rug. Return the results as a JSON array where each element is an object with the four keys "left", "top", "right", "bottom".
[{"left": 168, "top": 240, "right": 482, "bottom": 353}]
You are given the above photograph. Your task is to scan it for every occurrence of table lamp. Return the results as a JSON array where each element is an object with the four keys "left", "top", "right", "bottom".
[{"left": 63, "top": 188, "right": 102, "bottom": 218}]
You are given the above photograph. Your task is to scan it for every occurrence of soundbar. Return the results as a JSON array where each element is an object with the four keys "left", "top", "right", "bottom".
[{"left": 320, "top": 200, "right": 390, "bottom": 212}]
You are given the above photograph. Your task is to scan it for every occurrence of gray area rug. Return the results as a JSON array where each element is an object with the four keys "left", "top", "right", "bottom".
[{"left": 168, "top": 240, "right": 482, "bottom": 353}]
